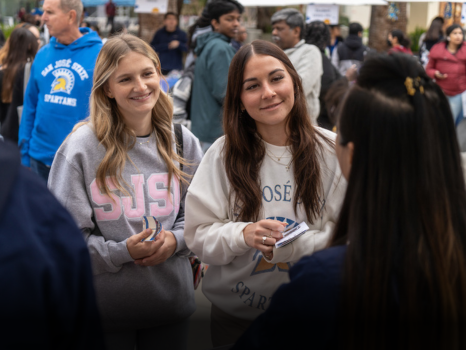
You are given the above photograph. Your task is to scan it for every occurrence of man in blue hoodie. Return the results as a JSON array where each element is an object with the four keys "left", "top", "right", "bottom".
[
  {"left": 190, "top": 0, "right": 244, "bottom": 152},
  {"left": 18, "top": 0, "right": 102, "bottom": 182}
]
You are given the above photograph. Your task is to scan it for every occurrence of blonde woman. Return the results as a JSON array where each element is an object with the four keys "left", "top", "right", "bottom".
[{"left": 48, "top": 34, "right": 203, "bottom": 350}]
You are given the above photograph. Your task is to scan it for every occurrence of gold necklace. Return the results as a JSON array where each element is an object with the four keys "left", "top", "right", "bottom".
[
  {"left": 137, "top": 134, "right": 151, "bottom": 146},
  {"left": 265, "top": 150, "right": 292, "bottom": 171},
  {"left": 265, "top": 146, "right": 289, "bottom": 162}
]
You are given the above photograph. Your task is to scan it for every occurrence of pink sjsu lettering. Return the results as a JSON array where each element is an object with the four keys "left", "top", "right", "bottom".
[
  {"left": 90, "top": 177, "right": 123, "bottom": 221},
  {"left": 89, "top": 173, "right": 180, "bottom": 221}
]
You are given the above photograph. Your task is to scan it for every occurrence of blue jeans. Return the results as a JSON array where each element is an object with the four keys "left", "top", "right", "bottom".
[
  {"left": 447, "top": 94, "right": 464, "bottom": 126},
  {"left": 30, "top": 157, "right": 51, "bottom": 183}
]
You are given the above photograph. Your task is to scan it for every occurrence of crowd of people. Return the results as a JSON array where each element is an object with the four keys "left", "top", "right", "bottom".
[{"left": 1, "top": 0, "right": 466, "bottom": 349}]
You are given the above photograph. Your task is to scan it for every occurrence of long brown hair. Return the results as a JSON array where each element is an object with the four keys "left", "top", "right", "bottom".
[
  {"left": 72, "top": 34, "right": 189, "bottom": 198},
  {"left": 1, "top": 27, "right": 38, "bottom": 103},
  {"left": 223, "top": 40, "right": 332, "bottom": 223},
  {"left": 332, "top": 54, "right": 466, "bottom": 349}
]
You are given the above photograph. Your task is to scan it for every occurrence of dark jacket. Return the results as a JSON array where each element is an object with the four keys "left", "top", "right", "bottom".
[
  {"left": 331, "top": 34, "right": 369, "bottom": 75},
  {"left": 150, "top": 27, "right": 188, "bottom": 72},
  {"left": 191, "top": 32, "right": 235, "bottom": 144},
  {"left": 0, "top": 67, "right": 24, "bottom": 143},
  {"left": 318, "top": 52, "right": 342, "bottom": 130},
  {"left": 233, "top": 245, "right": 346, "bottom": 349},
  {"left": 0, "top": 70, "right": 10, "bottom": 127},
  {"left": 0, "top": 140, "right": 104, "bottom": 349}
]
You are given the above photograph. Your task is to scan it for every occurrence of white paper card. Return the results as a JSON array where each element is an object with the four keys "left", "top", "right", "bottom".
[{"left": 275, "top": 222, "right": 309, "bottom": 248}]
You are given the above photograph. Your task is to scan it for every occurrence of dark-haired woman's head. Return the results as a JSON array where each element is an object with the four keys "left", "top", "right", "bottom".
[
  {"left": 1, "top": 27, "right": 38, "bottom": 103},
  {"left": 305, "top": 21, "right": 330, "bottom": 52},
  {"left": 208, "top": 0, "right": 244, "bottom": 39},
  {"left": 333, "top": 53, "right": 466, "bottom": 349},
  {"left": 225, "top": 40, "right": 307, "bottom": 139},
  {"left": 388, "top": 29, "right": 410, "bottom": 47},
  {"left": 336, "top": 53, "right": 459, "bottom": 187},
  {"left": 446, "top": 24, "right": 464, "bottom": 48},
  {"left": 425, "top": 18, "right": 443, "bottom": 41},
  {"left": 223, "top": 39, "right": 329, "bottom": 223}
]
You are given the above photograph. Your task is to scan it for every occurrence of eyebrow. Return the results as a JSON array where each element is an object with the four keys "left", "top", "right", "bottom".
[
  {"left": 242, "top": 68, "right": 285, "bottom": 85},
  {"left": 115, "top": 66, "right": 155, "bottom": 80}
]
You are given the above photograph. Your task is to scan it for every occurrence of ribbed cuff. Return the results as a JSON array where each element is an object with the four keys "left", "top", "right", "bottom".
[{"left": 109, "top": 239, "right": 134, "bottom": 267}]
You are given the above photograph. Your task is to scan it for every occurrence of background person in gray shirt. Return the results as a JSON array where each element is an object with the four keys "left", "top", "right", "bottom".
[{"left": 48, "top": 34, "right": 203, "bottom": 350}]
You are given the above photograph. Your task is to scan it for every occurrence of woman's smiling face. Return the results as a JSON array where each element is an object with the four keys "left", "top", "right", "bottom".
[
  {"left": 240, "top": 54, "right": 295, "bottom": 132},
  {"left": 106, "top": 51, "right": 161, "bottom": 124}
]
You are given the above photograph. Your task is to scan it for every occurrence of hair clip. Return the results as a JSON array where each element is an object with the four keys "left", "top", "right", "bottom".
[{"left": 405, "top": 77, "right": 424, "bottom": 96}]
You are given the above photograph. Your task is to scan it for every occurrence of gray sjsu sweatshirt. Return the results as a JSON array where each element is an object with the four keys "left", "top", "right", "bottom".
[{"left": 48, "top": 124, "right": 203, "bottom": 332}]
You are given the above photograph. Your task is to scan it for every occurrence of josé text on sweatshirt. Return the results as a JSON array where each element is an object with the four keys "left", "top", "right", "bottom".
[
  {"left": 48, "top": 124, "right": 203, "bottom": 332},
  {"left": 18, "top": 27, "right": 102, "bottom": 167},
  {"left": 184, "top": 128, "right": 347, "bottom": 320}
]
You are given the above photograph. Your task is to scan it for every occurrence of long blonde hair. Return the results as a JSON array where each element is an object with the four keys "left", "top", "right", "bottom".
[{"left": 74, "top": 34, "right": 189, "bottom": 198}]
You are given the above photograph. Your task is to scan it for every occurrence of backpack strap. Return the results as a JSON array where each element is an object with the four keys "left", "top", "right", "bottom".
[{"left": 174, "top": 123, "right": 184, "bottom": 171}]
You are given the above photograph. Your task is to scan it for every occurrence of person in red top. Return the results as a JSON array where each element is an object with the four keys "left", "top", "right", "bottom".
[
  {"left": 105, "top": 0, "right": 116, "bottom": 31},
  {"left": 426, "top": 24, "right": 466, "bottom": 126},
  {"left": 387, "top": 29, "right": 413, "bottom": 55}
]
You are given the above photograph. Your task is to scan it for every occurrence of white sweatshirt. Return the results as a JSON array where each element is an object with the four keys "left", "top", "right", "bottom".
[{"left": 184, "top": 128, "right": 347, "bottom": 320}]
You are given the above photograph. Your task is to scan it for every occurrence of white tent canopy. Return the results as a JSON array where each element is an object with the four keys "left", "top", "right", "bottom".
[
  {"left": 389, "top": 0, "right": 463, "bottom": 2},
  {"left": 238, "top": 0, "right": 387, "bottom": 6}
]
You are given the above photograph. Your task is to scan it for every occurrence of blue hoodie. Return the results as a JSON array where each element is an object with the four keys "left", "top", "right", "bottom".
[{"left": 18, "top": 27, "right": 102, "bottom": 167}]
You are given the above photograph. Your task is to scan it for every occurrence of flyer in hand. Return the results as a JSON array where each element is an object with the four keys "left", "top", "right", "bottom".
[{"left": 275, "top": 222, "right": 310, "bottom": 248}]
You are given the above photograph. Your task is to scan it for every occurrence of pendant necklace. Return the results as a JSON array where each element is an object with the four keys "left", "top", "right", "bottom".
[
  {"left": 137, "top": 134, "right": 152, "bottom": 146},
  {"left": 265, "top": 148, "right": 292, "bottom": 171}
]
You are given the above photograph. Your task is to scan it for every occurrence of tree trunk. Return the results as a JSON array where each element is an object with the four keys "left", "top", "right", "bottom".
[
  {"left": 256, "top": 7, "right": 276, "bottom": 33},
  {"left": 368, "top": 3, "right": 408, "bottom": 53}
]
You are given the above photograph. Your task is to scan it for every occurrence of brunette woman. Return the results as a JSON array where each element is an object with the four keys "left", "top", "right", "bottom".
[
  {"left": 184, "top": 40, "right": 346, "bottom": 347},
  {"left": 233, "top": 53, "right": 466, "bottom": 350},
  {"left": 426, "top": 24, "right": 466, "bottom": 126},
  {"left": 48, "top": 34, "right": 203, "bottom": 350},
  {"left": 388, "top": 29, "right": 413, "bottom": 55},
  {"left": 0, "top": 28, "right": 38, "bottom": 142}
]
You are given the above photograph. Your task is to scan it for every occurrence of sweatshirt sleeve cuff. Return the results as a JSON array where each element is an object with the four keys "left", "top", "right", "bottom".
[
  {"left": 170, "top": 228, "right": 188, "bottom": 255},
  {"left": 231, "top": 222, "right": 253, "bottom": 255},
  {"left": 108, "top": 239, "right": 134, "bottom": 267}
]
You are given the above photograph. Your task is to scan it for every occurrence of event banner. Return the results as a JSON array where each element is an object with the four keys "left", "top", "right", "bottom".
[
  {"left": 306, "top": 4, "right": 339, "bottom": 25},
  {"left": 134, "top": 0, "right": 168, "bottom": 13}
]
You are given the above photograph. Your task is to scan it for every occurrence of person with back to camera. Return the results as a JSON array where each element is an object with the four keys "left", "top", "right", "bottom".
[
  {"left": 331, "top": 22, "right": 370, "bottom": 76},
  {"left": 426, "top": 24, "right": 466, "bottom": 127},
  {"left": 0, "top": 28, "right": 38, "bottom": 143},
  {"left": 419, "top": 17, "right": 444, "bottom": 67},
  {"left": 233, "top": 53, "right": 466, "bottom": 350},
  {"left": 305, "top": 21, "right": 357, "bottom": 131},
  {"left": 184, "top": 40, "right": 346, "bottom": 347},
  {"left": 48, "top": 34, "right": 203, "bottom": 350}
]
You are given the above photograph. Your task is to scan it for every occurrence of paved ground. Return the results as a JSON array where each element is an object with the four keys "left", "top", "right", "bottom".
[{"left": 187, "top": 280, "right": 213, "bottom": 350}]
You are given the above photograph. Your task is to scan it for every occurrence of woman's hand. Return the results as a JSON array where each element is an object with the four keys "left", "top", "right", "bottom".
[
  {"left": 435, "top": 71, "right": 447, "bottom": 79},
  {"left": 134, "top": 230, "right": 178, "bottom": 266},
  {"left": 127, "top": 228, "right": 164, "bottom": 260},
  {"left": 243, "top": 219, "right": 288, "bottom": 260}
]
